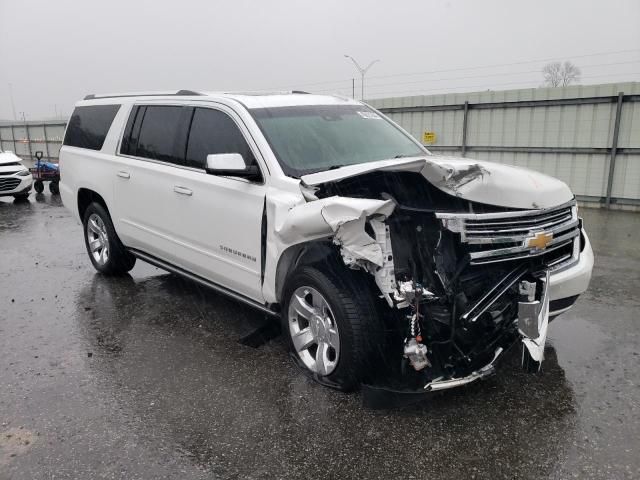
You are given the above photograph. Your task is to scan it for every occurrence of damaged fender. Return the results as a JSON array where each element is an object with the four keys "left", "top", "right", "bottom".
[{"left": 262, "top": 191, "right": 395, "bottom": 304}]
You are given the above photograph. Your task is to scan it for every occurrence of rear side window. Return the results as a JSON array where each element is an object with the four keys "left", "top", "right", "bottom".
[
  {"left": 63, "top": 105, "right": 120, "bottom": 150},
  {"left": 134, "top": 106, "right": 186, "bottom": 164},
  {"left": 185, "top": 108, "right": 255, "bottom": 169},
  {"left": 120, "top": 106, "right": 144, "bottom": 156}
]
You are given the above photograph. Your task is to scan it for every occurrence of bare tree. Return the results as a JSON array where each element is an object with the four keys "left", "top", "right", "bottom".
[{"left": 542, "top": 61, "right": 581, "bottom": 87}]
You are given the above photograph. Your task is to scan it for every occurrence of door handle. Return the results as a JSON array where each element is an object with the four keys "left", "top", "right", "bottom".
[
  {"left": 173, "top": 186, "right": 193, "bottom": 196},
  {"left": 117, "top": 171, "right": 130, "bottom": 179}
]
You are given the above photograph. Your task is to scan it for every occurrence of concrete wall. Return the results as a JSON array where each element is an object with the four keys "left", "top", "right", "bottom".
[{"left": 369, "top": 82, "right": 640, "bottom": 208}]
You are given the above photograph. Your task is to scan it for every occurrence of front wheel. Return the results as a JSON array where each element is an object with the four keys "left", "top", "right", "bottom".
[
  {"left": 282, "top": 266, "right": 383, "bottom": 391},
  {"left": 83, "top": 202, "right": 136, "bottom": 275},
  {"left": 34, "top": 180, "right": 44, "bottom": 193}
]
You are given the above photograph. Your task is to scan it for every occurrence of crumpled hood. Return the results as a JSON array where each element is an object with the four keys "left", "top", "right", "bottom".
[{"left": 301, "top": 155, "right": 574, "bottom": 210}]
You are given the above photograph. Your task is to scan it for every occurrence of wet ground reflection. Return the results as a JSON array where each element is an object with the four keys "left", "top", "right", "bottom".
[
  {"left": 2, "top": 197, "right": 638, "bottom": 479},
  {"left": 75, "top": 273, "right": 578, "bottom": 478}
]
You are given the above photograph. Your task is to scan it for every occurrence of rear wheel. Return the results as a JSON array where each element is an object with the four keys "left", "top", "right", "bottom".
[
  {"left": 49, "top": 181, "right": 60, "bottom": 195},
  {"left": 83, "top": 202, "right": 136, "bottom": 275},
  {"left": 282, "top": 266, "right": 383, "bottom": 391}
]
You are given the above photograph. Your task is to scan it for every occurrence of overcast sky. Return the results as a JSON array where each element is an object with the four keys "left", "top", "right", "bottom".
[{"left": 1, "top": 0, "right": 639, "bottom": 120}]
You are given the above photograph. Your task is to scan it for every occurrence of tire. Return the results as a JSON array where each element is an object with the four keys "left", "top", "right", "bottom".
[
  {"left": 282, "top": 265, "right": 383, "bottom": 391},
  {"left": 83, "top": 202, "right": 136, "bottom": 275},
  {"left": 521, "top": 344, "right": 542, "bottom": 373},
  {"left": 34, "top": 181, "right": 44, "bottom": 193},
  {"left": 49, "top": 181, "right": 60, "bottom": 195}
]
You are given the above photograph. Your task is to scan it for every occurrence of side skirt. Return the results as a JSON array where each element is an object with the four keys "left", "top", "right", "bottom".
[{"left": 128, "top": 248, "right": 280, "bottom": 318}]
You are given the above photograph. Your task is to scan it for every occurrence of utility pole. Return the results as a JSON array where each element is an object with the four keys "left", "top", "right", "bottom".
[
  {"left": 344, "top": 55, "right": 379, "bottom": 101},
  {"left": 8, "top": 83, "right": 17, "bottom": 121}
]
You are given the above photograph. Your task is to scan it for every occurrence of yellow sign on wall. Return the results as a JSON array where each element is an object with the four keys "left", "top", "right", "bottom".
[{"left": 422, "top": 131, "right": 437, "bottom": 145}]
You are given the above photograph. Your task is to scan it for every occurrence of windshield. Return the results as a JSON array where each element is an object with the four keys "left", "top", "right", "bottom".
[{"left": 250, "top": 104, "right": 427, "bottom": 177}]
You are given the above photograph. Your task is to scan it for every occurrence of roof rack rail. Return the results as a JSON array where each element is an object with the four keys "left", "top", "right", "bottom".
[{"left": 83, "top": 90, "right": 203, "bottom": 100}]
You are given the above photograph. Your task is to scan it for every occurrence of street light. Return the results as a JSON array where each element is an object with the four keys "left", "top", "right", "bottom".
[
  {"left": 344, "top": 54, "right": 379, "bottom": 101},
  {"left": 8, "top": 83, "right": 17, "bottom": 121}
]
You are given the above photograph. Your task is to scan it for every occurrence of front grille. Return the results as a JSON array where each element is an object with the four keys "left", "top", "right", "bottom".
[
  {"left": 437, "top": 200, "right": 580, "bottom": 265},
  {"left": 0, "top": 177, "right": 21, "bottom": 192},
  {"left": 0, "top": 171, "right": 20, "bottom": 176}
]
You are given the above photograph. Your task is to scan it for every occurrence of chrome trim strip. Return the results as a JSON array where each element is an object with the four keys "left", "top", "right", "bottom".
[
  {"left": 548, "top": 233, "right": 581, "bottom": 273},
  {"left": 424, "top": 347, "right": 504, "bottom": 391},
  {"left": 547, "top": 252, "right": 572, "bottom": 267},
  {"left": 435, "top": 199, "right": 576, "bottom": 221},
  {"left": 469, "top": 240, "right": 574, "bottom": 265},
  {"left": 468, "top": 229, "right": 579, "bottom": 261},
  {"left": 465, "top": 213, "right": 573, "bottom": 235},
  {"left": 461, "top": 265, "right": 529, "bottom": 322},
  {"left": 464, "top": 209, "right": 571, "bottom": 228},
  {"left": 549, "top": 305, "right": 574, "bottom": 317},
  {"left": 465, "top": 219, "right": 579, "bottom": 245},
  {"left": 129, "top": 249, "right": 279, "bottom": 317}
]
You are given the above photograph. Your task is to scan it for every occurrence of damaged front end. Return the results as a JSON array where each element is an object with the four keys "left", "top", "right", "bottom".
[{"left": 297, "top": 160, "right": 582, "bottom": 395}]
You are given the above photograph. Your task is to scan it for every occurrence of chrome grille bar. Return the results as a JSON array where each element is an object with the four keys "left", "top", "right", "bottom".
[{"left": 436, "top": 200, "right": 580, "bottom": 265}]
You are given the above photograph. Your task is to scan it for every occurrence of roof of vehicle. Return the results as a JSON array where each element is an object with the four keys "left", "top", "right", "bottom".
[{"left": 79, "top": 90, "right": 361, "bottom": 109}]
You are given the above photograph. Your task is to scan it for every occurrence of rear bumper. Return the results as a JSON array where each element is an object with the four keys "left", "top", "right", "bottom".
[{"left": 548, "top": 228, "right": 593, "bottom": 314}]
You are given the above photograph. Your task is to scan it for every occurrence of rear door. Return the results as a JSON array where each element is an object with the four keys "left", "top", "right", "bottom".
[
  {"left": 112, "top": 104, "right": 190, "bottom": 260},
  {"left": 114, "top": 103, "right": 266, "bottom": 301}
]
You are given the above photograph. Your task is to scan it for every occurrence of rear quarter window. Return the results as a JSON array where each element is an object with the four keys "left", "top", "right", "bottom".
[{"left": 63, "top": 105, "right": 121, "bottom": 150}]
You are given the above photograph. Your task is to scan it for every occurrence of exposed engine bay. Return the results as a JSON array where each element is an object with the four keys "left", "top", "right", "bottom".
[{"left": 300, "top": 170, "right": 582, "bottom": 391}]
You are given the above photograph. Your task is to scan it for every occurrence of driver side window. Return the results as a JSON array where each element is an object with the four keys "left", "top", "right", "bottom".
[{"left": 185, "top": 108, "right": 256, "bottom": 170}]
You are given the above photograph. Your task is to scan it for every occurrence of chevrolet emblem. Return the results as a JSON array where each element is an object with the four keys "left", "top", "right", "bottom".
[{"left": 526, "top": 231, "right": 553, "bottom": 250}]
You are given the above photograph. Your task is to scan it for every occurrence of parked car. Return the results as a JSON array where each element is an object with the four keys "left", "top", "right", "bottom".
[
  {"left": 0, "top": 150, "right": 33, "bottom": 200},
  {"left": 59, "top": 91, "right": 593, "bottom": 393}
]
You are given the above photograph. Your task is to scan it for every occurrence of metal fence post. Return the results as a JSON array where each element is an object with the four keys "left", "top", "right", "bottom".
[
  {"left": 605, "top": 92, "right": 624, "bottom": 208},
  {"left": 10, "top": 124, "right": 17, "bottom": 153},
  {"left": 24, "top": 121, "right": 33, "bottom": 162},
  {"left": 43, "top": 124, "right": 50, "bottom": 160},
  {"left": 461, "top": 101, "right": 469, "bottom": 157}
]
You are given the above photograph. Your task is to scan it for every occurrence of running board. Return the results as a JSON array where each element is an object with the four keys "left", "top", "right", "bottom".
[{"left": 129, "top": 249, "right": 279, "bottom": 317}]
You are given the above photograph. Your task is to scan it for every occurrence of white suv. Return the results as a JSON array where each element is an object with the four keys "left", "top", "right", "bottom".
[
  {"left": 0, "top": 151, "right": 32, "bottom": 200},
  {"left": 60, "top": 91, "right": 593, "bottom": 393}
]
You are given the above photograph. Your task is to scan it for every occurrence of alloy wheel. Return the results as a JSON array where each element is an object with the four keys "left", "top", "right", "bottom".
[
  {"left": 287, "top": 286, "right": 340, "bottom": 376},
  {"left": 86, "top": 213, "right": 110, "bottom": 266}
]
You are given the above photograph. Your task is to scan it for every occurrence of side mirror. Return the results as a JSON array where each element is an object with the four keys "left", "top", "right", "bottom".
[{"left": 205, "top": 153, "right": 261, "bottom": 181}]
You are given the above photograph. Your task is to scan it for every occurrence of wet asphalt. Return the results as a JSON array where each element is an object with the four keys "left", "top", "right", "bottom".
[{"left": 0, "top": 194, "right": 638, "bottom": 480}]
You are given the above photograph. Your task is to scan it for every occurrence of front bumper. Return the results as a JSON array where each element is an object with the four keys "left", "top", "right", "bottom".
[
  {"left": 424, "top": 230, "right": 593, "bottom": 392},
  {"left": 548, "top": 228, "right": 593, "bottom": 313},
  {"left": 0, "top": 174, "right": 33, "bottom": 197}
]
